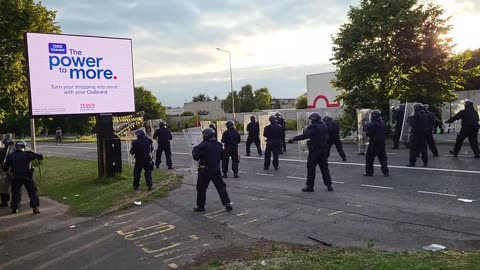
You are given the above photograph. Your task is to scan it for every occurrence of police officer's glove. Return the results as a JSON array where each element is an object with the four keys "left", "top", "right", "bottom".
[{"left": 287, "top": 139, "right": 294, "bottom": 144}]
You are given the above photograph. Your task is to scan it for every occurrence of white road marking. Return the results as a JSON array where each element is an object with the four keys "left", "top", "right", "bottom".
[
  {"left": 328, "top": 211, "right": 344, "bottom": 216},
  {"left": 287, "top": 176, "right": 304, "bottom": 180},
  {"left": 361, "top": 184, "right": 394, "bottom": 190},
  {"left": 255, "top": 173, "right": 274, "bottom": 177},
  {"left": 457, "top": 198, "right": 475, "bottom": 203},
  {"left": 229, "top": 218, "right": 259, "bottom": 228},
  {"left": 332, "top": 181, "right": 345, "bottom": 184},
  {"left": 39, "top": 146, "right": 480, "bottom": 175},
  {"left": 418, "top": 190, "right": 457, "bottom": 197}
]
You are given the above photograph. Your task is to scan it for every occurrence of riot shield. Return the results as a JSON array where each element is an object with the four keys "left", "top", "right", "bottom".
[
  {"left": 258, "top": 115, "right": 270, "bottom": 150},
  {"left": 124, "top": 130, "right": 136, "bottom": 167},
  {"left": 296, "top": 112, "right": 311, "bottom": 151},
  {"left": 243, "top": 114, "right": 254, "bottom": 142},
  {"left": 389, "top": 99, "right": 400, "bottom": 127},
  {"left": 200, "top": 121, "right": 211, "bottom": 130},
  {"left": 183, "top": 127, "right": 203, "bottom": 174},
  {"left": 216, "top": 121, "right": 228, "bottom": 142},
  {"left": 148, "top": 119, "right": 163, "bottom": 137},
  {"left": 400, "top": 102, "right": 419, "bottom": 143},
  {"left": 357, "top": 109, "right": 371, "bottom": 154}
]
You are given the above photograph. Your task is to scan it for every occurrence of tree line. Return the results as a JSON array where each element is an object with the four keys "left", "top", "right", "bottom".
[{"left": 332, "top": 0, "right": 480, "bottom": 130}]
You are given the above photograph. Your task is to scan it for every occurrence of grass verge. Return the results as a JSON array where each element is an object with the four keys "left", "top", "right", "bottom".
[
  {"left": 194, "top": 242, "right": 480, "bottom": 270},
  {"left": 33, "top": 157, "right": 182, "bottom": 216}
]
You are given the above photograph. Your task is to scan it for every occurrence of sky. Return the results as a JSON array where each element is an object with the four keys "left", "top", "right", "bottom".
[{"left": 42, "top": 0, "right": 480, "bottom": 107}]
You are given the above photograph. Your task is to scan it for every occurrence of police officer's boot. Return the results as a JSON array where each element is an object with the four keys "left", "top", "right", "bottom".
[
  {"left": 194, "top": 207, "right": 206, "bottom": 212},
  {"left": 301, "top": 187, "right": 314, "bottom": 192},
  {"left": 327, "top": 185, "right": 334, "bottom": 192},
  {"left": 33, "top": 207, "right": 40, "bottom": 214},
  {"left": 246, "top": 153, "right": 251, "bottom": 156},
  {"left": 474, "top": 154, "right": 480, "bottom": 159},
  {"left": 11, "top": 209, "right": 19, "bottom": 214},
  {"left": 222, "top": 173, "right": 228, "bottom": 178},
  {"left": 234, "top": 173, "right": 239, "bottom": 178},
  {"left": 449, "top": 150, "right": 458, "bottom": 157},
  {"left": 423, "top": 162, "right": 428, "bottom": 167},
  {"left": 225, "top": 203, "right": 233, "bottom": 212}
]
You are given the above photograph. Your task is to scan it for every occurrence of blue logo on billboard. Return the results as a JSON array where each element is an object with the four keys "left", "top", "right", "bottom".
[
  {"left": 48, "top": 43, "right": 67, "bottom": 54},
  {"left": 48, "top": 44, "right": 117, "bottom": 80}
]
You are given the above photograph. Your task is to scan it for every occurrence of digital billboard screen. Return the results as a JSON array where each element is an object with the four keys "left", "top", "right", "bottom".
[{"left": 25, "top": 33, "right": 135, "bottom": 116}]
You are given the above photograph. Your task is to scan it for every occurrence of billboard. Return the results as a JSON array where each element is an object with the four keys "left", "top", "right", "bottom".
[
  {"left": 306, "top": 72, "right": 341, "bottom": 109},
  {"left": 25, "top": 33, "right": 135, "bottom": 117}
]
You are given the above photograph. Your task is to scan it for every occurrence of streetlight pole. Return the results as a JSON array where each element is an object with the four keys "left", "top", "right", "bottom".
[{"left": 216, "top": 48, "right": 235, "bottom": 121}]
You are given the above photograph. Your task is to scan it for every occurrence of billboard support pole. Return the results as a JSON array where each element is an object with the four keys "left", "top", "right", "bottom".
[
  {"left": 96, "top": 114, "right": 122, "bottom": 178},
  {"left": 30, "top": 119, "right": 36, "bottom": 152}
]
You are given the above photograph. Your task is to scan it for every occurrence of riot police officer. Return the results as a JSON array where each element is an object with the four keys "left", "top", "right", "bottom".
[
  {"left": 323, "top": 116, "right": 347, "bottom": 161},
  {"left": 445, "top": 99, "right": 480, "bottom": 158},
  {"left": 209, "top": 123, "right": 217, "bottom": 137},
  {"left": 263, "top": 115, "right": 283, "bottom": 170},
  {"left": 130, "top": 129, "right": 154, "bottom": 190},
  {"left": 392, "top": 104, "right": 405, "bottom": 149},
  {"left": 275, "top": 112, "right": 287, "bottom": 153},
  {"left": 363, "top": 110, "right": 389, "bottom": 176},
  {"left": 221, "top": 120, "right": 240, "bottom": 178},
  {"left": 423, "top": 104, "right": 439, "bottom": 157},
  {"left": 192, "top": 128, "right": 232, "bottom": 212},
  {"left": 246, "top": 115, "right": 262, "bottom": 156},
  {"left": 2, "top": 141, "right": 43, "bottom": 214},
  {"left": 288, "top": 112, "right": 333, "bottom": 192},
  {"left": 407, "top": 104, "right": 430, "bottom": 167},
  {"left": 153, "top": 121, "right": 173, "bottom": 169}
]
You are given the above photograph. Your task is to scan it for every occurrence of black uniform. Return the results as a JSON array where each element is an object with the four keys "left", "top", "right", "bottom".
[
  {"left": 130, "top": 136, "right": 154, "bottom": 188},
  {"left": 263, "top": 123, "right": 283, "bottom": 169},
  {"left": 0, "top": 147, "right": 11, "bottom": 206},
  {"left": 221, "top": 129, "right": 241, "bottom": 175},
  {"left": 2, "top": 150, "right": 43, "bottom": 211},
  {"left": 246, "top": 121, "right": 262, "bottom": 156},
  {"left": 392, "top": 108, "right": 405, "bottom": 149},
  {"left": 325, "top": 120, "right": 346, "bottom": 160},
  {"left": 425, "top": 111, "right": 439, "bottom": 156},
  {"left": 446, "top": 108, "right": 480, "bottom": 157},
  {"left": 290, "top": 122, "right": 332, "bottom": 189},
  {"left": 409, "top": 111, "right": 430, "bottom": 166},
  {"left": 364, "top": 120, "right": 389, "bottom": 175},
  {"left": 192, "top": 140, "right": 231, "bottom": 208},
  {"left": 153, "top": 127, "right": 173, "bottom": 168},
  {"left": 276, "top": 117, "right": 287, "bottom": 152}
]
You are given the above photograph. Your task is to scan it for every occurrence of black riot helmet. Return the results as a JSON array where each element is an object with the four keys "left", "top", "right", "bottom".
[
  {"left": 209, "top": 123, "right": 216, "bottom": 129},
  {"left": 226, "top": 120, "right": 235, "bottom": 129},
  {"left": 399, "top": 104, "right": 406, "bottom": 110},
  {"left": 135, "top": 129, "right": 146, "bottom": 137},
  {"left": 275, "top": 112, "right": 282, "bottom": 118},
  {"left": 371, "top": 110, "right": 381, "bottom": 120},
  {"left": 250, "top": 115, "right": 256, "bottom": 122},
  {"left": 414, "top": 103, "right": 423, "bottom": 112},
  {"left": 423, "top": 104, "right": 430, "bottom": 111},
  {"left": 202, "top": 128, "right": 216, "bottom": 141},
  {"left": 465, "top": 99, "right": 473, "bottom": 108},
  {"left": 269, "top": 115, "right": 277, "bottom": 124},
  {"left": 159, "top": 121, "right": 166, "bottom": 128},
  {"left": 15, "top": 141, "right": 27, "bottom": 151},
  {"left": 308, "top": 112, "right": 322, "bottom": 123},
  {"left": 323, "top": 116, "right": 333, "bottom": 122}
]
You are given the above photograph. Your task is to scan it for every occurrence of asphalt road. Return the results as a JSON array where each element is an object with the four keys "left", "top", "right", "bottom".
[{"left": 1, "top": 135, "right": 479, "bottom": 269}]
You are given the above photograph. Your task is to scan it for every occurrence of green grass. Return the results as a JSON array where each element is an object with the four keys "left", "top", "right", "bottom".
[
  {"left": 194, "top": 244, "right": 480, "bottom": 270},
  {"left": 33, "top": 157, "right": 182, "bottom": 216},
  {"left": 31, "top": 136, "right": 97, "bottom": 143}
]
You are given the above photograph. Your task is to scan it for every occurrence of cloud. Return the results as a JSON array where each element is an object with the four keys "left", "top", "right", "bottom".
[{"left": 42, "top": 0, "right": 479, "bottom": 106}]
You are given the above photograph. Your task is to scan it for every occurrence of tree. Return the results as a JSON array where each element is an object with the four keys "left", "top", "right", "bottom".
[
  {"left": 221, "top": 91, "right": 241, "bottom": 113},
  {"left": 191, "top": 93, "right": 211, "bottom": 102},
  {"left": 332, "top": 0, "right": 462, "bottom": 129},
  {"left": 254, "top": 88, "right": 272, "bottom": 110},
  {"left": 238, "top": 84, "right": 255, "bottom": 112},
  {"left": 458, "top": 49, "right": 480, "bottom": 90},
  {"left": 213, "top": 96, "right": 219, "bottom": 100},
  {"left": 295, "top": 95, "right": 308, "bottom": 109},
  {"left": 0, "top": 0, "right": 61, "bottom": 123},
  {"left": 134, "top": 86, "right": 166, "bottom": 119}
]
